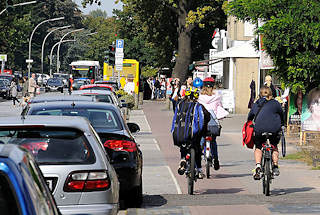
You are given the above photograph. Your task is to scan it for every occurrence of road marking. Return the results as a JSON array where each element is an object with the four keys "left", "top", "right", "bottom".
[
  {"left": 155, "top": 143, "right": 161, "bottom": 151},
  {"left": 142, "top": 111, "right": 152, "bottom": 132},
  {"left": 166, "top": 165, "right": 182, "bottom": 194}
]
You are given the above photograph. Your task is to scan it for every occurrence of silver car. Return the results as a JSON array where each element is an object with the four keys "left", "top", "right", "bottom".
[{"left": 0, "top": 116, "right": 119, "bottom": 215}]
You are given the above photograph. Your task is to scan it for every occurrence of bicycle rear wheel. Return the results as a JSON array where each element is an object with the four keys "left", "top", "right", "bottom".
[
  {"left": 263, "top": 158, "right": 271, "bottom": 196},
  {"left": 188, "top": 148, "right": 195, "bottom": 195},
  {"left": 206, "top": 158, "right": 211, "bottom": 179}
]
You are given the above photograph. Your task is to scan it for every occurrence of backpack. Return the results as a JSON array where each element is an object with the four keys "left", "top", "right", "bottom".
[
  {"left": 171, "top": 100, "right": 205, "bottom": 146},
  {"left": 242, "top": 121, "right": 254, "bottom": 149}
]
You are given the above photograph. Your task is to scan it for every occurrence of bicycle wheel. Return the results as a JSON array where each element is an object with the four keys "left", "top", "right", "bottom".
[
  {"left": 261, "top": 156, "right": 265, "bottom": 194},
  {"left": 264, "top": 158, "right": 271, "bottom": 196},
  {"left": 188, "top": 148, "right": 195, "bottom": 195},
  {"left": 206, "top": 158, "right": 211, "bottom": 179}
]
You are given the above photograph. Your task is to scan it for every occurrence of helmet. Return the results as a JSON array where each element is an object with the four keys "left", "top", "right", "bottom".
[
  {"left": 185, "top": 87, "right": 199, "bottom": 99},
  {"left": 203, "top": 77, "right": 215, "bottom": 87},
  {"left": 193, "top": 77, "right": 203, "bottom": 88}
]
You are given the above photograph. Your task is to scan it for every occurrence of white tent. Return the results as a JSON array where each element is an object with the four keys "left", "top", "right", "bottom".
[{"left": 212, "top": 39, "right": 259, "bottom": 59}]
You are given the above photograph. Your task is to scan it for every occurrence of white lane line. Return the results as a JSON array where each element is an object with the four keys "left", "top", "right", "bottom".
[
  {"left": 142, "top": 110, "right": 152, "bottom": 132},
  {"left": 155, "top": 143, "right": 161, "bottom": 151},
  {"left": 166, "top": 165, "right": 182, "bottom": 194}
]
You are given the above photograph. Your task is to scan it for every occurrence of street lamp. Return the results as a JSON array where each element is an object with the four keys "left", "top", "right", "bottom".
[
  {"left": 0, "top": 0, "right": 37, "bottom": 15},
  {"left": 41, "top": 25, "right": 71, "bottom": 78},
  {"left": 49, "top": 40, "right": 76, "bottom": 77},
  {"left": 27, "top": 16, "right": 64, "bottom": 80},
  {"left": 56, "top": 28, "right": 84, "bottom": 73}
]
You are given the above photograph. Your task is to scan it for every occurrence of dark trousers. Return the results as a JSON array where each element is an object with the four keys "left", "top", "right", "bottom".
[{"left": 12, "top": 97, "right": 20, "bottom": 105}]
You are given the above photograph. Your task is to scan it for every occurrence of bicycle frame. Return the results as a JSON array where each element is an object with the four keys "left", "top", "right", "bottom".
[
  {"left": 261, "top": 133, "right": 274, "bottom": 196},
  {"left": 181, "top": 142, "right": 197, "bottom": 195}
]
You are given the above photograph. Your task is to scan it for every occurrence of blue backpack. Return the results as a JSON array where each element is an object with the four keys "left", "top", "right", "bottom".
[{"left": 171, "top": 100, "right": 205, "bottom": 146}]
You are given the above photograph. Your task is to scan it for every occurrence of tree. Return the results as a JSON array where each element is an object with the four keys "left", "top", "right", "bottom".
[
  {"left": 226, "top": 0, "right": 320, "bottom": 92},
  {"left": 89, "top": 9, "right": 107, "bottom": 18},
  {"left": 83, "top": 0, "right": 226, "bottom": 81}
]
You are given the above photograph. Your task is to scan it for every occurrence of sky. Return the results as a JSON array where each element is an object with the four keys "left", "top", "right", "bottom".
[{"left": 73, "top": 0, "right": 123, "bottom": 16}]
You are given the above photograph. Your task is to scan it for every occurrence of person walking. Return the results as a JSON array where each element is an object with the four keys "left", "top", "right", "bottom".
[
  {"left": 160, "top": 78, "right": 166, "bottom": 99},
  {"left": 28, "top": 73, "right": 38, "bottom": 98},
  {"left": 10, "top": 78, "right": 20, "bottom": 107},
  {"left": 68, "top": 75, "right": 73, "bottom": 95},
  {"left": 170, "top": 79, "right": 181, "bottom": 113},
  {"left": 154, "top": 77, "right": 161, "bottom": 100}
]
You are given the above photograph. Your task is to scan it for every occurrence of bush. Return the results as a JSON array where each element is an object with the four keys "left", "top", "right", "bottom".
[{"left": 115, "top": 89, "right": 135, "bottom": 109}]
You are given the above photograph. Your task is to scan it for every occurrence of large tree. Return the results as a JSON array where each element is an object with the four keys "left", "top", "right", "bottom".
[
  {"left": 226, "top": 0, "right": 320, "bottom": 92},
  {"left": 83, "top": 0, "right": 226, "bottom": 81}
]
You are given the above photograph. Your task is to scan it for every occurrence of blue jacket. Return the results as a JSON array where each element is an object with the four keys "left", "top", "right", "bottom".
[{"left": 247, "top": 97, "right": 284, "bottom": 135}]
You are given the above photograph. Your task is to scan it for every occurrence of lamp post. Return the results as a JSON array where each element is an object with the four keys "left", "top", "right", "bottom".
[
  {"left": 27, "top": 16, "right": 64, "bottom": 80},
  {"left": 0, "top": 0, "right": 37, "bottom": 15},
  {"left": 49, "top": 40, "right": 76, "bottom": 78},
  {"left": 56, "top": 28, "right": 84, "bottom": 73},
  {"left": 41, "top": 25, "right": 71, "bottom": 78}
]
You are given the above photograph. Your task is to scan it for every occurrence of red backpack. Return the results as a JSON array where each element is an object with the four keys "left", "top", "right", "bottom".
[{"left": 242, "top": 121, "right": 254, "bottom": 149}]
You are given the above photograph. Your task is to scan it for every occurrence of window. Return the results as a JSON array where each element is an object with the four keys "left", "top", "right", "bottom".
[
  {"left": 0, "top": 172, "right": 21, "bottom": 215},
  {"left": 31, "top": 108, "right": 122, "bottom": 130},
  {"left": 0, "top": 128, "right": 95, "bottom": 165}
]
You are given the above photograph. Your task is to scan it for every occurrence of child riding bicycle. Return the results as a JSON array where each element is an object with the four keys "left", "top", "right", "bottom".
[{"left": 247, "top": 86, "right": 284, "bottom": 180}]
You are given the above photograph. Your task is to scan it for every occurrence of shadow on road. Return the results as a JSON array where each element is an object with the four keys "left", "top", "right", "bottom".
[
  {"left": 142, "top": 195, "right": 167, "bottom": 207},
  {"left": 214, "top": 173, "right": 251, "bottom": 178},
  {"left": 272, "top": 187, "right": 315, "bottom": 196},
  {"left": 197, "top": 188, "right": 244, "bottom": 195}
]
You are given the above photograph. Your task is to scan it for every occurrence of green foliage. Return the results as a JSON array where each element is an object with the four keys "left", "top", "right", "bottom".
[
  {"left": 89, "top": 9, "right": 107, "bottom": 18},
  {"left": 115, "top": 89, "right": 134, "bottom": 109},
  {"left": 226, "top": 0, "right": 320, "bottom": 92},
  {"left": 141, "top": 66, "right": 158, "bottom": 78}
]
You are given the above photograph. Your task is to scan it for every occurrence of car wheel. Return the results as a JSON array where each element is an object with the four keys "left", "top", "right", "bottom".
[{"left": 126, "top": 178, "right": 143, "bottom": 208}]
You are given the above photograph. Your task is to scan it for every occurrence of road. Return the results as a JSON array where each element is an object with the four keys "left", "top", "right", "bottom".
[{"left": 1, "top": 95, "right": 320, "bottom": 215}]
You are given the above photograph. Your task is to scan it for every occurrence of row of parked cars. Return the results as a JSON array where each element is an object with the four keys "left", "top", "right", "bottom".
[{"left": 0, "top": 82, "right": 143, "bottom": 215}]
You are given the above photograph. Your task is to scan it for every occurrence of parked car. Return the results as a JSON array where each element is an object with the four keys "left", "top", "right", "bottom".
[
  {"left": 0, "top": 79, "right": 10, "bottom": 99},
  {"left": 53, "top": 73, "right": 69, "bottom": 87},
  {"left": 45, "top": 78, "right": 64, "bottom": 92},
  {"left": 72, "top": 79, "right": 91, "bottom": 90},
  {"left": 80, "top": 84, "right": 114, "bottom": 92},
  {"left": 72, "top": 89, "right": 129, "bottom": 121},
  {"left": 36, "top": 73, "right": 50, "bottom": 85},
  {"left": 0, "top": 74, "right": 14, "bottom": 83},
  {"left": 95, "top": 80, "right": 119, "bottom": 91},
  {"left": 0, "top": 116, "right": 120, "bottom": 215},
  {"left": 26, "top": 101, "right": 143, "bottom": 207},
  {"left": 0, "top": 144, "right": 61, "bottom": 215}
]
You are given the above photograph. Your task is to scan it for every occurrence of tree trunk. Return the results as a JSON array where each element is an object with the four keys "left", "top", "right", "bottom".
[{"left": 173, "top": 0, "right": 192, "bottom": 82}]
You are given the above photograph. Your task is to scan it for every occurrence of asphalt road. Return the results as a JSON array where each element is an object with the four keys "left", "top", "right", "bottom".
[{"left": 1, "top": 95, "right": 320, "bottom": 215}]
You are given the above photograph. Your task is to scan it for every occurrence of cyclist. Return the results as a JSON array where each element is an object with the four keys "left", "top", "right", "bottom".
[
  {"left": 175, "top": 86, "right": 210, "bottom": 179},
  {"left": 247, "top": 86, "right": 284, "bottom": 180},
  {"left": 198, "top": 77, "right": 229, "bottom": 170}
]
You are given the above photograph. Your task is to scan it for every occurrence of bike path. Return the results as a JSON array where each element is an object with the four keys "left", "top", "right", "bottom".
[{"left": 137, "top": 100, "right": 320, "bottom": 215}]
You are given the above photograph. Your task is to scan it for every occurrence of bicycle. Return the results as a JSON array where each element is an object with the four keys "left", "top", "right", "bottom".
[
  {"left": 180, "top": 142, "right": 197, "bottom": 195},
  {"left": 261, "top": 132, "right": 275, "bottom": 196},
  {"left": 203, "top": 135, "right": 213, "bottom": 179}
]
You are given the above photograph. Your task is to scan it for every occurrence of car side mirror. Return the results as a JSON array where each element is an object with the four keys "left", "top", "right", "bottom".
[{"left": 127, "top": 122, "right": 140, "bottom": 133}]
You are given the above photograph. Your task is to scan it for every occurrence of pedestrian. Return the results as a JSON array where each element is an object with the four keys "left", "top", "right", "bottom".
[
  {"left": 264, "top": 75, "right": 277, "bottom": 98},
  {"left": 28, "top": 73, "right": 38, "bottom": 98},
  {"left": 160, "top": 78, "right": 166, "bottom": 99},
  {"left": 68, "top": 75, "right": 73, "bottom": 95},
  {"left": 170, "top": 79, "right": 181, "bottom": 113},
  {"left": 154, "top": 77, "right": 161, "bottom": 100},
  {"left": 10, "top": 78, "right": 20, "bottom": 107}
]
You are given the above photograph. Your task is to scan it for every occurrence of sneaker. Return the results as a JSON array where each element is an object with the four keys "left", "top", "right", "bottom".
[
  {"left": 273, "top": 165, "right": 280, "bottom": 176},
  {"left": 253, "top": 167, "right": 261, "bottom": 180},
  {"left": 178, "top": 159, "right": 186, "bottom": 175},
  {"left": 213, "top": 159, "right": 220, "bottom": 170},
  {"left": 197, "top": 169, "right": 205, "bottom": 179}
]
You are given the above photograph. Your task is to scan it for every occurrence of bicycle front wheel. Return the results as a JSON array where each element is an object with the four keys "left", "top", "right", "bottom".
[
  {"left": 206, "top": 158, "right": 211, "bottom": 179},
  {"left": 263, "top": 158, "right": 271, "bottom": 196},
  {"left": 188, "top": 148, "right": 195, "bottom": 195}
]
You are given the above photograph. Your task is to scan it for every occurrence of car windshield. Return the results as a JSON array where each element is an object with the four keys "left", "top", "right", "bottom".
[
  {"left": 30, "top": 108, "right": 122, "bottom": 130},
  {"left": 48, "top": 79, "right": 62, "bottom": 85},
  {"left": 0, "top": 128, "right": 95, "bottom": 165}
]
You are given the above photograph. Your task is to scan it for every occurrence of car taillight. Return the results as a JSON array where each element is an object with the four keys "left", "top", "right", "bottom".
[
  {"left": 64, "top": 171, "right": 110, "bottom": 192},
  {"left": 104, "top": 140, "right": 137, "bottom": 152}
]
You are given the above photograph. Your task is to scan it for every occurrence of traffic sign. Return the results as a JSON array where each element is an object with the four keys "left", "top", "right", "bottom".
[
  {"left": 26, "top": 59, "right": 33, "bottom": 63},
  {"left": 115, "top": 65, "right": 123, "bottom": 71},
  {"left": 115, "top": 52, "right": 124, "bottom": 58},
  {"left": 116, "top": 39, "right": 124, "bottom": 49},
  {"left": 0, "top": 54, "right": 7, "bottom": 62},
  {"left": 115, "top": 57, "right": 123, "bottom": 65}
]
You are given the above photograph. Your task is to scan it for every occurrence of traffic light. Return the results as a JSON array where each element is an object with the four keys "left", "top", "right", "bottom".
[
  {"left": 88, "top": 66, "right": 93, "bottom": 74},
  {"left": 104, "top": 44, "right": 115, "bottom": 66}
]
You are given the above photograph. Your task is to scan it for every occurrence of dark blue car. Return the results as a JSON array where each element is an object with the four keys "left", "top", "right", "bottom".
[{"left": 0, "top": 144, "right": 61, "bottom": 215}]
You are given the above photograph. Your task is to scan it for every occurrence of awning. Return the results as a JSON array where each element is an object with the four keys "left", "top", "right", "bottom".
[{"left": 212, "top": 39, "right": 259, "bottom": 58}]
